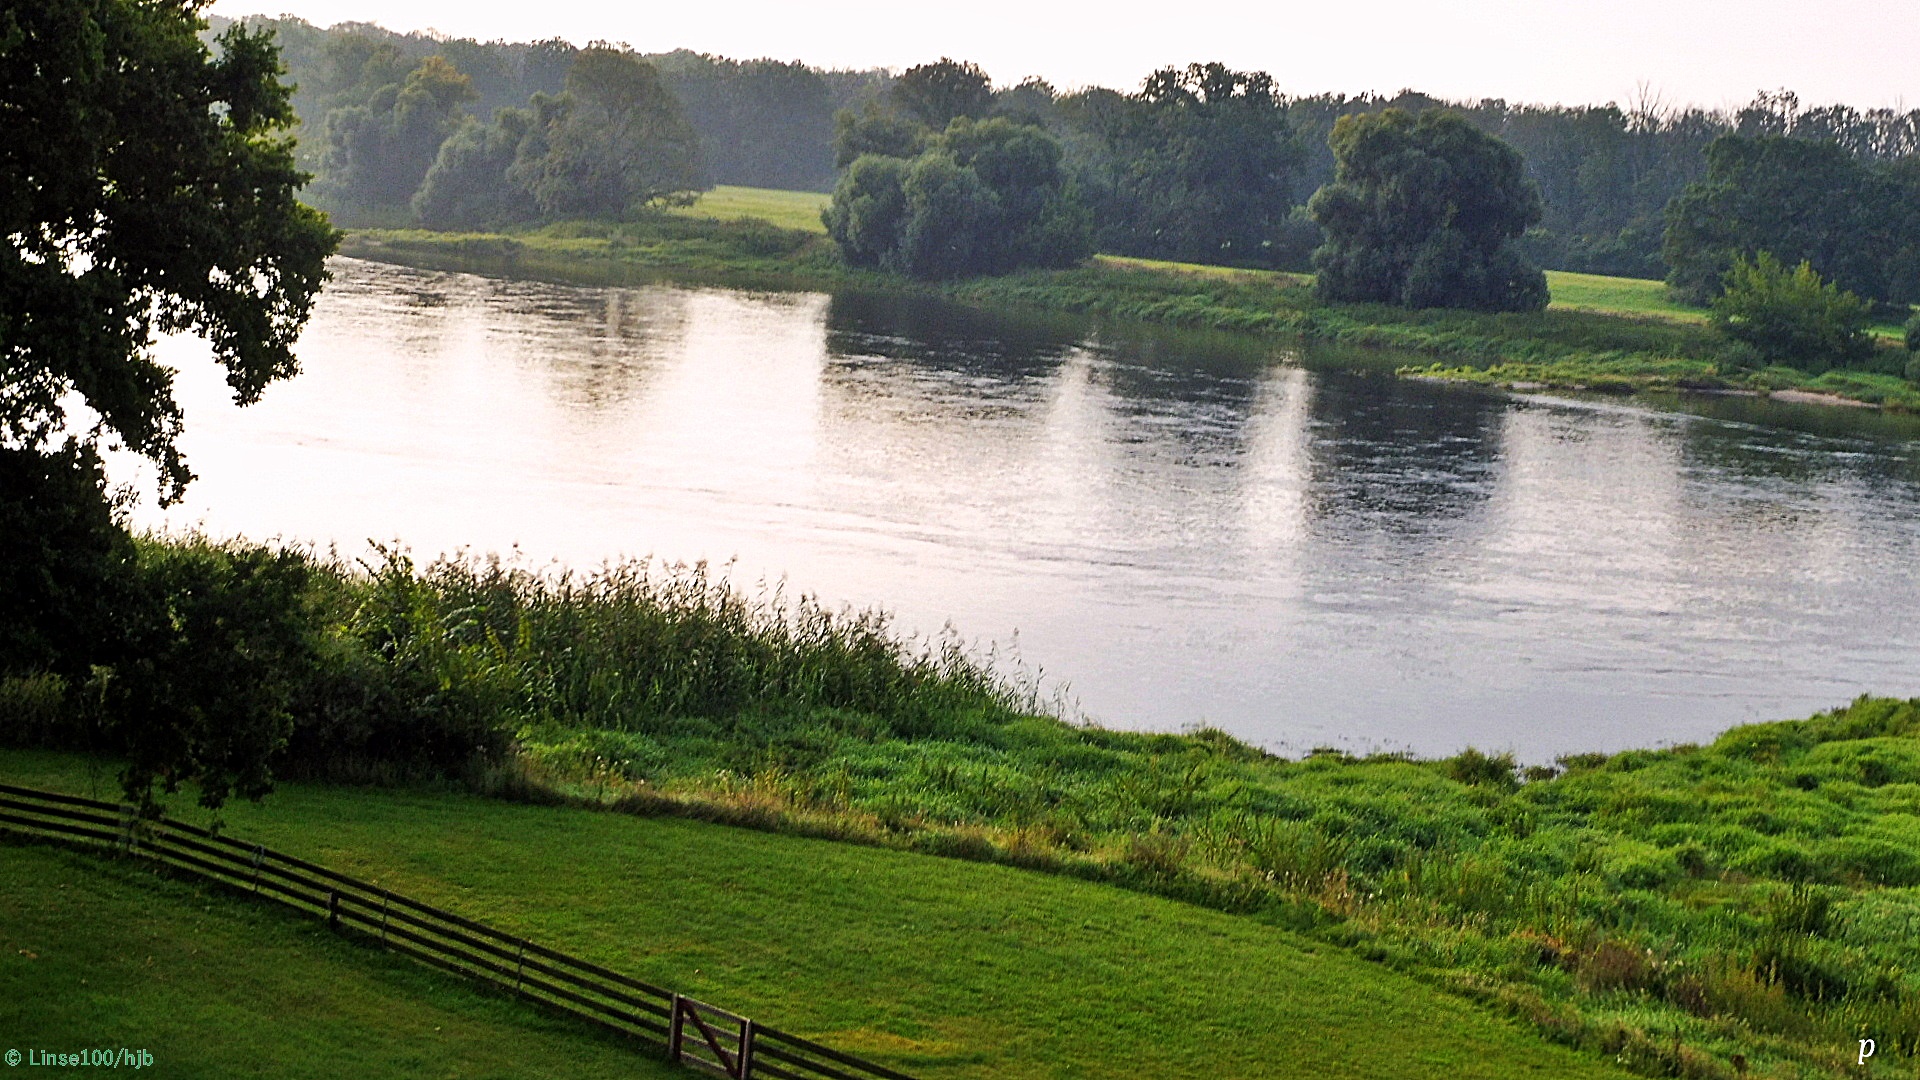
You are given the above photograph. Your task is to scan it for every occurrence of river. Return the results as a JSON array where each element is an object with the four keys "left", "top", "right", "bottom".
[{"left": 130, "top": 257, "right": 1920, "bottom": 760}]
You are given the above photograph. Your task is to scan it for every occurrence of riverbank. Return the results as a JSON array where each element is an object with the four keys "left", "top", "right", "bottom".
[
  {"left": 339, "top": 200, "right": 1920, "bottom": 414},
  {"left": 11, "top": 534, "right": 1920, "bottom": 1078},
  {"left": 2, "top": 754, "right": 1630, "bottom": 1080}
]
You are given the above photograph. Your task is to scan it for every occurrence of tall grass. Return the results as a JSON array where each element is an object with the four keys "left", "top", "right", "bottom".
[{"left": 12, "top": 533, "right": 1920, "bottom": 1074}]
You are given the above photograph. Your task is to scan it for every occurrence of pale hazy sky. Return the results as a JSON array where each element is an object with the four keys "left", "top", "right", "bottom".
[{"left": 210, "top": 0, "right": 1916, "bottom": 112}]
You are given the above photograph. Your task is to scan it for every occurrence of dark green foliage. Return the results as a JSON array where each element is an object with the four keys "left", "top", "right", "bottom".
[
  {"left": 0, "top": 1, "right": 335, "bottom": 806},
  {"left": 412, "top": 108, "right": 542, "bottom": 228},
  {"left": 1064, "top": 63, "right": 1306, "bottom": 269},
  {"left": 407, "top": 49, "right": 706, "bottom": 229},
  {"left": 1663, "top": 135, "right": 1920, "bottom": 305},
  {"left": 316, "top": 55, "right": 476, "bottom": 217},
  {"left": 824, "top": 119, "right": 1091, "bottom": 280},
  {"left": 820, "top": 156, "right": 911, "bottom": 268},
  {"left": 832, "top": 102, "right": 928, "bottom": 169},
  {"left": 513, "top": 48, "right": 705, "bottom": 219},
  {"left": 1905, "top": 312, "right": 1920, "bottom": 352},
  {"left": 1, "top": 0, "right": 338, "bottom": 501},
  {"left": 1709, "top": 253, "right": 1872, "bottom": 372},
  {"left": 894, "top": 152, "right": 999, "bottom": 280},
  {"left": 1310, "top": 110, "right": 1548, "bottom": 312},
  {"left": 654, "top": 52, "right": 838, "bottom": 191},
  {"left": 110, "top": 540, "right": 316, "bottom": 812},
  {"left": 0, "top": 446, "right": 135, "bottom": 683},
  {"left": 888, "top": 58, "right": 994, "bottom": 129}
]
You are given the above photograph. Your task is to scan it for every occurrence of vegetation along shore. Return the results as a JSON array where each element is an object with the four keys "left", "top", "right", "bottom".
[
  {"left": 11, "top": 538, "right": 1920, "bottom": 1078},
  {"left": 14, "top": 7, "right": 1920, "bottom": 1080},
  {"left": 339, "top": 189, "right": 1920, "bottom": 414}
]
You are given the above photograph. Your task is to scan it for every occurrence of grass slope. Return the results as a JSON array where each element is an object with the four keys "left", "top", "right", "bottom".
[
  {"left": 0, "top": 751, "right": 1621, "bottom": 1080},
  {"left": 0, "top": 839, "right": 677, "bottom": 1079}
]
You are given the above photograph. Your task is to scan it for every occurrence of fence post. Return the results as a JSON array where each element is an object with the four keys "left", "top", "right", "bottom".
[
  {"left": 515, "top": 940, "right": 526, "bottom": 991},
  {"left": 118, "top": 804, "right": 135, "bottom": 856},
  {"left": 738, "top": 1018, "right": 755, "bottom": 1079},
  {"left": 326, "top": 890, "right": 340, "bottom": 930},
  {"left": 251, "top": 843, "right": 265, "bottom": 894},
  {"left": 668, "top": 995, "right": 684, "bottom": 1062},
  {"left": 380, "top": 889, "right": 390, "bottom": 942}
]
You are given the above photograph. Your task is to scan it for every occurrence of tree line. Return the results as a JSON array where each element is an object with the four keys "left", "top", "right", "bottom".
[{"left": 210, "top": 17, "right": 1920, "bottom": 318}]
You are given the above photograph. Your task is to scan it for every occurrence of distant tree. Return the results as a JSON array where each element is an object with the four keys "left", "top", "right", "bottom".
[
  {"left": 1309, "top": 109, "right": 1547, "bottom": 311},
  {"left": 1090, "top": 63, "right": 1305, "bottom": 267},
  {"left": 1709, "top": 252, "right": 1872, "bottom": 372},
  {"left": 833, "top": 101, "right": 929, "bottom": 168},
  {"left": 993, "top": 77, "right": 1059, "bottom": 126},
  {"left": 824, "top": 119, "right": 1090, "bottom": 279},
  {"left": 1663, "top": 134, "right": 1912, "bottom": 305},
  {"left": 941, "top": 117, "right": 1091, "bottom": 269},
  {"left": 895, "top": 152, "right": 1001, "bottom": 279},
  {"left": 318, "top": 55, "right": 477, "bottom": 216},
  {"left": 821, "top": 155, "right": 912, "bottom": 268},
  {"left": 412, "top": 108, "right": 542, "bottom": 228},
  {"left": 1, "top": 0, "right": 337, "bottom": 808},
  {"left": 655, "top": 54, "right": 839, "bottom": 191},
  {"left": 512, "top": 47, "right": 705, "bottom": 218},
  {"left": 890, "top": 58, "right": 995, "bottom": 129}
]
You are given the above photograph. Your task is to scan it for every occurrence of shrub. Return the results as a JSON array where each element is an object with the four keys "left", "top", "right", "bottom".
[
  {"left": 1446, "top": 747, "right": 1518, "bottom": 789},
  {"left": 111, "top": 539, "right": 318, "bottom": 811},
  {"left": 1709, "top": 252, "right": 1872, "bottom": 373}
]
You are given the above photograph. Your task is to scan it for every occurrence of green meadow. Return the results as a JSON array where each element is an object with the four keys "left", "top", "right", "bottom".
[
  {"left": 14, "top": 536, "right": 1920, "bottom": 1076},
  {"left": 0, "top": 750, "right": 1621, "bottom": 1080},
  {"left": 668, "top": 185, "right": 832, "bottom": 234},
  {"left": 0, "top": 839, "right": 674, "bottom": 1079}
]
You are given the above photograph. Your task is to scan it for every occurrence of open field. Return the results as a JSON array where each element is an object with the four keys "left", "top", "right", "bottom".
[
  {"left": 0, "top": 750, "right": 1621, "bottom": 1080},
  {"left": 668, "top": 185, "right": 831, "bottom": 234},
  {"left": 1544, "top": 270, "right": 1706, "bottom": 322},
  {"left": 0, "top": 839, "right": 674, "bottom": 1079}
]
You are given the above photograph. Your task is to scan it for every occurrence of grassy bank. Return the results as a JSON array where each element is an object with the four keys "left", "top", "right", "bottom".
[
  {"left": 0, "top": 750, "right": 1625, "bottom": 1080},
  {"left": 0, "top": 840, "right": 672, "bottom": 1078},
  {"left": 337, "top": 203, "right": 1920, "bottom": 412},
  {"left": 11, "top": 536, "right": 1920, "bottom": 1077}
]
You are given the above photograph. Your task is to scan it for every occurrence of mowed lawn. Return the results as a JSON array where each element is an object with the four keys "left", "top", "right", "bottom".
[
  {"left": 0, "top": 841, "right": 679, "bottom": 1079},
  {"left": 1, "top": 752, "right": 1623, "bottom": 1080}
]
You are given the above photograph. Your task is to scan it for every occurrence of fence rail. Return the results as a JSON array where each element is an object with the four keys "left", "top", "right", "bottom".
[{"left": 0, "top": 782, "right": 917, "bottom": 1080}]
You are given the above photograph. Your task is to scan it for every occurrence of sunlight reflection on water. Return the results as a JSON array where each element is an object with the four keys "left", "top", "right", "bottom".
[{"left": 127, "top": 258, "right": 1920, "bottom": 759}]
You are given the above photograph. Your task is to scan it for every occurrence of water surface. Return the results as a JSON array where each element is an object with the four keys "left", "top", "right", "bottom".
[{"left": 135, "top": 258, "right": 1920, "bottom": 759}]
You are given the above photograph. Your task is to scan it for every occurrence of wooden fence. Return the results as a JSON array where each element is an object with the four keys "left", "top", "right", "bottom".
[{"left": 0, "top": 782, "right": 917, "bottom": 1080}]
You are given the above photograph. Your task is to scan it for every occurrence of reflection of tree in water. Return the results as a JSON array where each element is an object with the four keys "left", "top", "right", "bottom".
[
  {"left": 823, "top": 290, "right": 1285, "bottom": 456},
  {"left": 1672, "top": 395, "right": 1920, "bottom": 490},
  {"left": 1303, "top": 372, "right": 1505, "bottom": 531},
  {"left": 825, "top": 290, "right": 1083, "bottom": 382},
  {"left": 480, "top": 278, "right": 695, "bottom": 415}
]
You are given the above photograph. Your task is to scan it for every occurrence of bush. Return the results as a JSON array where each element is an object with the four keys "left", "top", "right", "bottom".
[
  {"left": 111, "top": 538, "right": 318, "bottom": 810},
  {"left": 0, "top": 445, "right": 137, "bottom": 682},
  {"left": 1709, "top": 252, "right": 1872, "bottom": 373}
]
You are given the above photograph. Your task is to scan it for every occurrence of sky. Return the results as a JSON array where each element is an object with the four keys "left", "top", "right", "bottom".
[{"left": 209, "top": 0, "right": 1918, "bottom": 113}]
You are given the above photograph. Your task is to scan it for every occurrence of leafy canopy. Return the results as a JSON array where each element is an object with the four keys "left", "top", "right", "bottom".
[
  {"left": 824, "top": 117, "right": 1091, "bottom": 280},
  {"left": 1, "top": 0, "right": 339, "bottom": 502},
  {"left": 1, "top": 0, "right": 336, "bottom": 811},
  {"left": 1309, "top": 109, "right": 1547, "bottom": 312},
  {"left": 1663, "top": 134, "right": 1918, "bottom": 306},
  {"left": 1709, "top": 252, "right": 1872, "bottom": 373}
]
